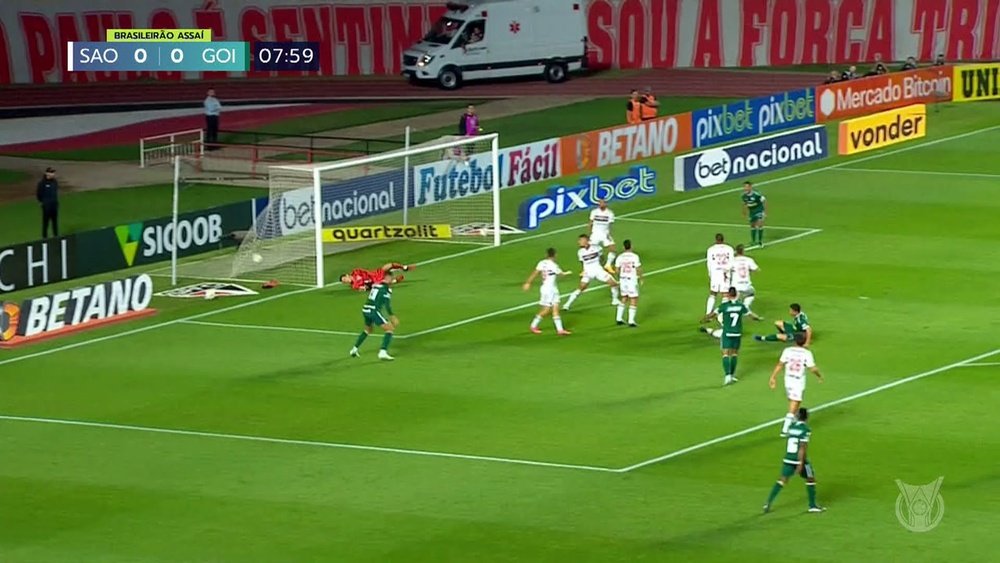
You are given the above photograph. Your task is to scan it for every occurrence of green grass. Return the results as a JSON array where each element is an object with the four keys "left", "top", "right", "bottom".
[
  {"left": 0, "top": 183, "right": 266, "bottom": 247},
  {"left": 6, "top": 101, "right": 478, "bottom": 163},
  {"left": 1, "top": 102, "right": 999, "bottom": 561},
  {"left": 0, "top": 168, "right": 30, "bottom": 184}
]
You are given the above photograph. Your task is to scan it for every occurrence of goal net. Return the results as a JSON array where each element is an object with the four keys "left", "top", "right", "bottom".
[{"left": 217, "top": 133, "right": 501, "bottom": 287}]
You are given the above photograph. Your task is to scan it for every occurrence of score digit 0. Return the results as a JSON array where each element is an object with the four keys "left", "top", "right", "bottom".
[
  {"left": 171, "top": 48, "right": 184, "bottom": 63},
  {"left": 134, "top": 48, "right": 147, "bottom": 63}
]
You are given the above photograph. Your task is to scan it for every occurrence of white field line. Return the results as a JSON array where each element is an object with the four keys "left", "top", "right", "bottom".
[
  {"left": 617, "top": 218, "right": 815, "bottom": 231},
  {"left": 956, "top": 362, "right": 1000, "bottom": 367},
  {"left": 838, "top": 167, "right": 1000, "bottom": 179},
  {"left": 615, "top": 348, "right": 1000, "bottom": 473},
  {"left": 3, "top": 347, "right": 996, "bottom": 474},
  {"left": 186, "top": 228, "right": 821, "bottom": 341},
  {"left": 182, "top": 320, "right": 359, "bottom": 337},
  {"left": 0, "top": 125, "right": 996, "bottom": 368},
  {"left": 0, "top": 414, "right": 618, "bottom": 473},
  {"left": 403, "top": 228, "right": 821, "bottom": 339},
  {"left": 411, "top": 238, "right": 494, "bottom": 246}
]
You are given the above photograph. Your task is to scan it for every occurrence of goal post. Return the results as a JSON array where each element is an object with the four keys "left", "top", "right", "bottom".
[{"left": 227, "top": 132, "right": 503, "bottom": 288}]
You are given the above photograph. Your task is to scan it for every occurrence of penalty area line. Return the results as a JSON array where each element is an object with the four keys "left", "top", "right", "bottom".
[
  {"left": 166, "top": 228, "right": 822, "bottom": 341},
  {"left": 617, "top": 218, "right": 818, "bottom": 232},
  {"left": 0, "top": 414, "right": 619, "bottom": 474},
  {"left": 614, "top": 347, "right": 1000, "bottom": 473}
]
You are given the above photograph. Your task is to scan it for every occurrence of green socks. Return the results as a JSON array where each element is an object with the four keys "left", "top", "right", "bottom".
[
  {"left": 381, "top": 332, "right": 394, "bottom": 351},
  {"left": 354, "top": 331, "right": 369, "bottom": 348},
  {"left": 767, "top": 481, "right": 784, "bottom": 505},
  {"left": 729, "top": 356, "right": 738, "bottom": 375},
  {"left": 807, "top": 482, "right": 817, "bottom": 507},
  {"left": 750, "top": 228, "right": 765, "bottom": 245},
  {"left": 764, "top": 334, "right": 782, "bottom": 342},
  {"left": 722, "top": 356, "right": 730, "bottom": 376}
]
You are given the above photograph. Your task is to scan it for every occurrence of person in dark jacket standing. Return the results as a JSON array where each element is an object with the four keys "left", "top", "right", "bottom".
[{"left": 37, "top": 167, "right": 59, "bottom": 238}]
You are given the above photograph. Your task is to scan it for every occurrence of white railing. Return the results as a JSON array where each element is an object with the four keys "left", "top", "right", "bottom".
[{"left": 139, "top": 128, "right": 204, "bottom": 168}]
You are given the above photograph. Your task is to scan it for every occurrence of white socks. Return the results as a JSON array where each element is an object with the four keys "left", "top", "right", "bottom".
[
  {"left": 711, "top": 328, "right": 722, "bottom": 338},
  {"left": 616, "top": 305, "right": 638, "bottom": 324},
  {"left": 605, "top": 251, "right": 617, "bottom": 268},
  {"left": 706, "top": 295, "right": 716, "bottom": 315},
  {"left": 531, "top": 315, "right": 542, "bottom": 329},
  {"left": 565, "top": 290, "right": 581, "bottom": 308},
  {"left": 611, "top": 286, "right": 620, "bottom": 302},
  {"left": 781, "top": 414, "right": 795, "bottom": 434},
  {"left": 553, "top": 316, "right": 564, "bottom": 331},
  {"left": 745, "top": 295, "right": 756, "bottom": 309}
]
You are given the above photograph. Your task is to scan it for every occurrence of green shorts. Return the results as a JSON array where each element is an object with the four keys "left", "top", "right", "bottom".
[
  {"left": 363, "top": 310, "right": 388, "bottom": 327},
  {"left": 720, "top": 333, "right": 742, "bottom": 350},
  {"left": 781, "top": 322, "right": 796, "bottom": 335},
  {"left": 781, "top": 460, "right": 815, "bottom": 479},
  {"left": 749, "top": 213, "right": 765, "bottom": 225}
]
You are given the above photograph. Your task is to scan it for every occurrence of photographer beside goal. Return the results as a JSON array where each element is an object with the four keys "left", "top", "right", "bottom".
[{"left": 445, "top": 104, "right": 483, "bottom": 170}]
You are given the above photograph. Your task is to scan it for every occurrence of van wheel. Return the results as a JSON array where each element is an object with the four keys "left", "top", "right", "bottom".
[
  {"left": 438, "top": 68, "right": 462, "bottom": 90},
  {"left": 544, "top": 62, "right": 568, "bottom": 83}
]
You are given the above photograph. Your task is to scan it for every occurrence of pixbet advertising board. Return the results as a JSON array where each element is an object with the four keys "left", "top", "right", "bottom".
[
  {"left": 674, "top": 126, "right": 829, "bottom": 192},
  {"left": 517, "top": 165, "right": 657, "bottom": 230},
  {"left": 691, "top": 88, "right": 817, "bottom": 148}
]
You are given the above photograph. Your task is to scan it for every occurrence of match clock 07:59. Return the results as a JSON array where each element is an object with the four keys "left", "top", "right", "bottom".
[{"left": 252, "top": 42, "right": 320, "bottom": 71}]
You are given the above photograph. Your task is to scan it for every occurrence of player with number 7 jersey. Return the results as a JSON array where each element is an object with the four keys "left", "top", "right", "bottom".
[{"left": 701, "top": 286, "right": 761, "bottom": 386}]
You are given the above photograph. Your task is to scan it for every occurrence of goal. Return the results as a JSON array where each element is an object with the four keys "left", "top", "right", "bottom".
[{"left": 228, "top": 132, "right": 502, "bottom": 287}]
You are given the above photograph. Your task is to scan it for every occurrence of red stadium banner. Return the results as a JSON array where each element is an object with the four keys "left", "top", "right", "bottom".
[
  {"left": 0, "top": 0, "right": 997, "bottom": 84},
  {"left": 815, "top": 67, "right": 954, "bottom": 122}
]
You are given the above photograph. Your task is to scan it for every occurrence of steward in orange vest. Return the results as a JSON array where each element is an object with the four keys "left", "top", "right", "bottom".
[{"left": 626, "top": 90, "right": 641, "bottom": 124}]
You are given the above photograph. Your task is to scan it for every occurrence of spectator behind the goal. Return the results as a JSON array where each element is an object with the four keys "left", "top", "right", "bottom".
[
  {"left": 204, "top": 88, "right": 221, "bottom": 150},
  {"left": 639, "top": 86, "right": 659, "bottom": 121},
  {"left": 458, "top": 104, "right": 482, "bottom": 136},
  {"left": 823, "top": 70, "right": 841, "bottom": 84},
  {"left": 864, "top": 55, "right": 888, "bottom": 77},
  {"left": 626, "top": 90, "right": 641, "bottom": 124},
  {"left": 901, "top": 56, "right": 918, "bottom": 71},
  {"left": 933, "top": 53, "right": 946, "bottom": 66},
  {"left": 840, "top": 65, "right": 858, "bottom": 81}
]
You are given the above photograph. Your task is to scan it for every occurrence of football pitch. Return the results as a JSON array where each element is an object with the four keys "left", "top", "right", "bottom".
[{"left": 2, "top": 105, "right": 1000, "bottom": 562}]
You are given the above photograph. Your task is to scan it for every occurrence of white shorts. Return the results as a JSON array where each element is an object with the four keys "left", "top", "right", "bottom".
[
  {"left": 735, "top": 283, "right": 754, "bottom": 295},
  {"left": 620, "top": 277, "right": 639, "bottom": 298},
  {"left": 581, "top": 267, "right": 613, "bottom": 285},
  {"left": 710, "top": 271, "right": 731, "bottom": 293},
  {"left": 539, "top": 287, "right": 560, "bottom": 307},
  {"left": 590, "top": 231, "right": 614, "bottom": 247},
  {"left": 785, "top": 380, "right": 805, "bottom": 402}
]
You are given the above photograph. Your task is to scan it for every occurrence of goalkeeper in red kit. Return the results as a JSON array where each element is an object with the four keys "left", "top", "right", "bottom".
[{"left": 340, "top": 262, "right": 412, "bottom": 291}]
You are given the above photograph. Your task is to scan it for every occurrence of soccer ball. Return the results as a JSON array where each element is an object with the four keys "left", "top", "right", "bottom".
[{"left": 252, "top": 253, "right": 263, "bottom": 264}]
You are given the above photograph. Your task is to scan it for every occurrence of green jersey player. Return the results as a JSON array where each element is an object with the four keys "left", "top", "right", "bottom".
[
  {"left": 755, "top": 303, "right": 812, "bottom": 346},
  {"left": 350, "top": 282, "right": 398, "bottom": 361},
  {"left": 764, "top": 407, "right": 826, "bottom": 513},
  {"left": 741, "top": 181, "right": 767, "bottom": 247},
  {"left": 701, "top": 286, "right": 761, "bottom": 386}
]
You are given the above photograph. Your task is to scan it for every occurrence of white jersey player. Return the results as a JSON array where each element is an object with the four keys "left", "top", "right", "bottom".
[
  {"left": 563, "top": 234, "right": 619, "bottom": 310},
  {"left": 523, "top": 247, "right": 572, "bottom": 335},
  {"left": 614, "top": 239, "right": 643, "bottom": 327},
  {"left": 768, "top": 332, "right": 824, "bottom": 436},
  {"left": 705, "top": 233, "right": 735, "bottom": 315},
  {"left": 731, "top": 244, "right": 760, "bottom": 310},
  {"left": 588, "top": 199, "right": 617, "bottom": 272}
]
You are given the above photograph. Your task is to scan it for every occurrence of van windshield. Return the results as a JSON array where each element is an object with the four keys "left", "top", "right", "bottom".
[{"left": 423, "top": 17, "right": 464, "bottom": 45}]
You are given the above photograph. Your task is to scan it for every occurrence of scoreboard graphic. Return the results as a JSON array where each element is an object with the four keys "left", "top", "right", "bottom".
[{"left": 67, "top": 29, "right": 319, "bottom": 73}]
